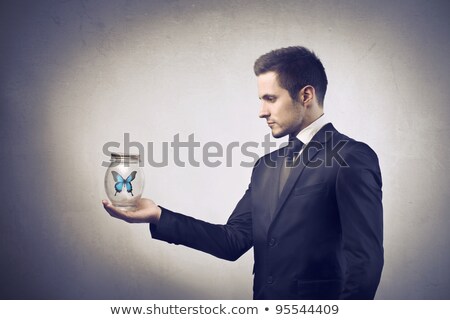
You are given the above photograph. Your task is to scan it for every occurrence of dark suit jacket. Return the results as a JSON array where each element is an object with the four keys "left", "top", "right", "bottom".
[{"left": 150, "top": 123, "right": 383, "bottom": 299}]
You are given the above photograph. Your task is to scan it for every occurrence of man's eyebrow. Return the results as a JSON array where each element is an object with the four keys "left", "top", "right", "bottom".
[{"left": 260, "top": 94, "right": 277, "bottom": 100}]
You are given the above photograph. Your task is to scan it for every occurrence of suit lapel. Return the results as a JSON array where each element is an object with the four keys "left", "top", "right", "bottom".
[
  {"left": 270, "top": 123, "right": 336, "bottom": 225},
  {"left": 252, "top": 149, "right": 284, "bottom": 232},
  {"left": 270, "top": 154, "right": 284, "bottom": 221},
  {"left": 258, "top": 149, "right": 284, "bottom": 235}
]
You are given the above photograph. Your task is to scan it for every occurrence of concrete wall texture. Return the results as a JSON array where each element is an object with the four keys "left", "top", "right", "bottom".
[{"left": 1, "top": 0, "right": 449, "bottom": 299}]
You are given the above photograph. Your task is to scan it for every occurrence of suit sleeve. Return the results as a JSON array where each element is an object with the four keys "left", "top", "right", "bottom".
[
  {"left": 336, "top": 142, "right": 384, "bottom": 299},
  {"left": 149, "top": 184, "right": 253, "bottom": 261}
]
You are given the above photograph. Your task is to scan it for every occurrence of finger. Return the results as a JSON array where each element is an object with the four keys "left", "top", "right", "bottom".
[
  {"left": 102, "top": 201, "right": 128, "bottom": 220},
  {"left": 135, "top": 198, "right": 151, "bottom": 208},
  {"left": 102, "top": 200, "right": 147, "bottom": 223}
]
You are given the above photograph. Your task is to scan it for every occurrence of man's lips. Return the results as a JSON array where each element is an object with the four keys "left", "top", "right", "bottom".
[{"left": 267, "top": 121, "right": 275, "bottom": 127}]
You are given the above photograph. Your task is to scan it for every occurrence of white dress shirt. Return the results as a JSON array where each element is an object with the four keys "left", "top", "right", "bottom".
[{"left": 293, "top": 113, "right": 330, "bottom": 161}]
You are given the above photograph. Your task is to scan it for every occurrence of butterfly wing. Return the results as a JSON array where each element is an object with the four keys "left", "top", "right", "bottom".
[
  {"left": 111, "top": 171, "right": 125, "bottom": 195},
  {"left": 125, "top": 171, "right": 137, "bottom": 194}
]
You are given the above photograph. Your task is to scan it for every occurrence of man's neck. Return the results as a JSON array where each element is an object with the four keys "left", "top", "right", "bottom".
[
  {"left": 291, "top": 113, "right": 329, "bottom": 144},
  {"left": 291, "top": 111, "right": 325, "bottom": 138}
]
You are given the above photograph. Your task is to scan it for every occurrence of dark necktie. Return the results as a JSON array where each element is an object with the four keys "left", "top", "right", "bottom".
[{"left": 279, "top": 137, "right": 304, "bottom": 197}]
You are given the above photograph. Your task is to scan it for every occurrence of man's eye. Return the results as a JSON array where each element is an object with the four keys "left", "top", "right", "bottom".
[{"left": 267, "top": 97, "right": 276, "bottom": 102}]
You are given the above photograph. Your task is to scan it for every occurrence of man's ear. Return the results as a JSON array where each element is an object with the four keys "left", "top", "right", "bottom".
[{"left": 299, "top": 85, "right": 315, "bottom": 105}]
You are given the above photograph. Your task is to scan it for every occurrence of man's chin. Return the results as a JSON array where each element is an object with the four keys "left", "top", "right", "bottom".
[{"left": 271, "top": 130, "right": 287, "bottom": 139}]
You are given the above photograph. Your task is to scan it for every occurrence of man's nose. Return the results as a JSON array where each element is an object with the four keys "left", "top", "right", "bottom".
[{"left": 259, "top": 102, "right": 270, "bottom": 118}]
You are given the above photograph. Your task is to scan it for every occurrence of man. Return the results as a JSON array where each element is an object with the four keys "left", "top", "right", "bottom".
[{"left": 102, "top": 46, "right": 384, "bottom": 299}]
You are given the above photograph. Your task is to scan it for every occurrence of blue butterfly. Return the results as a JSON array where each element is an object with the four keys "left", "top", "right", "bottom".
[{"left": 111, "top": 171, "right": 137, "bottom": 196}]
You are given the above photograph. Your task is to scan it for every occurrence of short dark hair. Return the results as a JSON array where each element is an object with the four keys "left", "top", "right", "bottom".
[{"left": 254, "top": 46, "right": 328, "bottom": 105}]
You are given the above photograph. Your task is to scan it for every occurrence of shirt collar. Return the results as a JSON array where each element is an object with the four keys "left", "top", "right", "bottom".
[{"left": 295, "top": 113, "right": 330, "bottom": 145}]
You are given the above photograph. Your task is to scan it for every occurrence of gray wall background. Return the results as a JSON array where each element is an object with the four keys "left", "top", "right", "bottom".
[{"left": 1, "top": 0, "right": 449, "bottom": 299}]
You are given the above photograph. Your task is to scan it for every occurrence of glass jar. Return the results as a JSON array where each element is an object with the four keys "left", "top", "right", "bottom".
[{"left": 104, "top": 153, "right": 145, "bottom": 210}]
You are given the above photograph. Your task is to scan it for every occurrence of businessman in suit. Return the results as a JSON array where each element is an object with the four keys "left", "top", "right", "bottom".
[{"left": 103, "top": 46, "right": 384, "bottom": 299}]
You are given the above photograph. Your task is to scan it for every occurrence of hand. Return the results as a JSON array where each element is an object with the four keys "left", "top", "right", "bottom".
[{"left": 102, "top": 198, "right": 162, "bottom": 224}]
